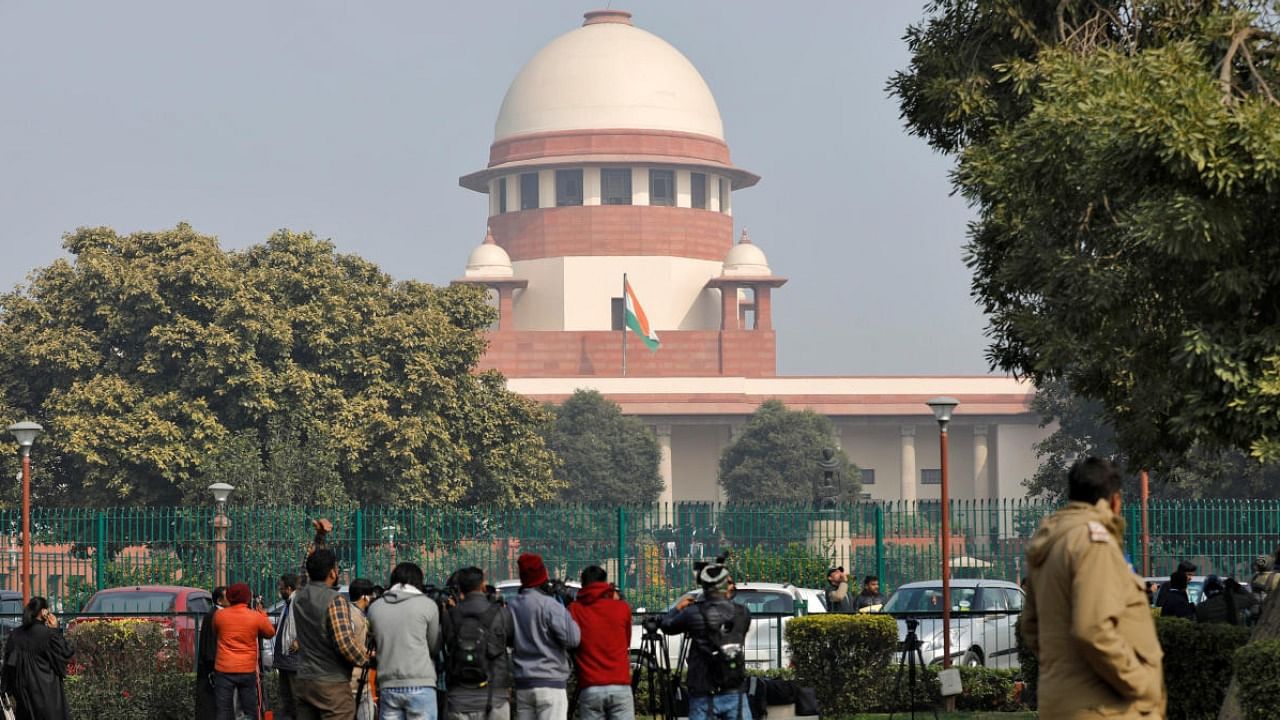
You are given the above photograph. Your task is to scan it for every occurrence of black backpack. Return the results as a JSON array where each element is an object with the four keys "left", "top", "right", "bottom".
[
  {"left": 447, "top": 602, "right": 502, "bottom": 689},
  {"left": 697, "top": 602, "right": 746, "bottom": 694}
]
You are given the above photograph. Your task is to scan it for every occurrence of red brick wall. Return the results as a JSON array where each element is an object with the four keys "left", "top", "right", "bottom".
[
  {"left": 489, "top": 128, "right": 732, "bottom": 167},
  {"left": 478, "top": 329, "right": 776, "bottom": 377},
  {"left": 489, "top": 205, "right": 733, "bottom": 262}
]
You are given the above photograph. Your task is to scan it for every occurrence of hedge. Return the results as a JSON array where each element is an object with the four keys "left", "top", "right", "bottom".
[
  {"left": 64, "top": 619, "right": 193, "bottom": 719},
  {"left": 872, "top": 665, "right": 1026, "bottom": 713},
  {"left": 1234, "top": 639, "right": 1280, "bottom": 720},
  {"left": 1156, "top": 616, "right": 1250, "bottom": 720},
  {"left": 786, "top": 613, "right": 899, "bottom": 715}
]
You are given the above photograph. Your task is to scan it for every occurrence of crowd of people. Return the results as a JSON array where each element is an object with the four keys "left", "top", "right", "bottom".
[
  {"left": 821, "top": 568, "right": 885, "bottom": 613},
  {"left": 194, "top": 548, "right": 755, "bottom": 720},
  {"left": 1152, "top": 548, "right": 1280, "bottom": 626}
]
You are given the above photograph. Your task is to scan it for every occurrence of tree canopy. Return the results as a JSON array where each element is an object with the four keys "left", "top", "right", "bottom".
[
  {"left": 719, "top": 400, "right": 859, "bottom": 504},
  {"left": 544, "top": 389, "right": 661, "bottom": 506},
  {"left": 891, "top": 1, "right": 1280, "bottom": 471},
  {"left": 0, "top": 224, "right": 559, "bottom": 507}
]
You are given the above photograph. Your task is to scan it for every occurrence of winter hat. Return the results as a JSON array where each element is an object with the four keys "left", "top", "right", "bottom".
[
  {"left": 698, "top": 563, "right": 731, "bottom": 592},
  {"left": 518, "top": 553, "right": 549, "bottom": 588},
  {"left": 227, "top": 583, "right": 252, "bottom": 606}
]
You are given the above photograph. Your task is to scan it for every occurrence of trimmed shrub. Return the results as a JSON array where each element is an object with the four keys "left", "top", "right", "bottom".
[
  {"left": 1234, "top": 639, "right": 1280, "bottom": 720},
  {"left": 66, "top": 672, "right": 194, "bottom": 720},
  {"left": 1155, "top": 616, "right": 1250, "bottom": 720},
  {"left": 65, "top": 619, "right": 192, "bottom": 719},
  {"left": 786, "top": 613, "right": 898, "bottom": 715},
  {"left": 874, "top": 665, "right": 1027, "bottom": 713}
]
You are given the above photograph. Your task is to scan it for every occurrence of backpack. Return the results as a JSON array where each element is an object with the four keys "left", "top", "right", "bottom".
[
  {"left": 697, "top": 602, "right": 746, "bottom": 694},
  {"left": 447, "top": 602, "right": 502, "bottom": 689}
]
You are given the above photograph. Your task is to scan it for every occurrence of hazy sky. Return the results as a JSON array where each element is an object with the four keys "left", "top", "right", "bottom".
[{"left": 0, "top": 1, "right": 993, "bottom": 376}]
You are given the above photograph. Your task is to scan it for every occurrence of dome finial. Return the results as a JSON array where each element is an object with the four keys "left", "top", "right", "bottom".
[
  {"left": 484, "top": 226, "right": 496, "bottom": 245},
  {"left": 740, "top": 228, "right": 751, "bottom": 245}
]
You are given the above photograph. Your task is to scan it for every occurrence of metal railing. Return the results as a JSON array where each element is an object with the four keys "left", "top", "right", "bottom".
[{"left": 0, "top": 499, "right": 1274, "bottom": 612}]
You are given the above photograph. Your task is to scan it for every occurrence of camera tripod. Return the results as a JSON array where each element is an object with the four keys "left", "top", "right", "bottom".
[
  {"left": 632, "top": 615, "right": 683, "bottom": 720},
  {"left": 890, "top": 618, "right": 938, "bottom": 720}
]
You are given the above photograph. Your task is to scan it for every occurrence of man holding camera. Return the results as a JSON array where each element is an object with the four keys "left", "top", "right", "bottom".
[
  {"left": 662, "top": 563, "right": 752, "bottom": 720},
  {"left": 569, "top": 566, "right": 634, "bottom": 720},
  {"left": 508, "top": 553, "right": 581, "bottom": 720},
  {"left": 442, "top": 567, "right": 515, "bottom": 720}
]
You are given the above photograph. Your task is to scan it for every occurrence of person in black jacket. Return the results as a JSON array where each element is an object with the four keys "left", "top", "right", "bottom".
[
  {"left": 195, "top": 586, "right": 229, "bottom": 720},
  {"left": 1, "top": 596, "right": 74, "bottom": 720},
  {"left": 662, "top": 563, "right": 752, "bottom": 720},
  {"left": 1157, "top": 570, "right": 1196, "bottom": 620},
  {"left": 442, "top": 567, "right": 515, "bottom": 720}
]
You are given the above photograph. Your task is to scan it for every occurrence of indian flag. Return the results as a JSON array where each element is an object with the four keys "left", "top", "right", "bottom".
[{"left": 624, "top": 276, "right": 660, "bottom": 352}]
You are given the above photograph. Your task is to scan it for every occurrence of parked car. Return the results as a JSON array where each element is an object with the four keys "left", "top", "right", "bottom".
[
  {"left": 1145, "top": 575, "right": 1207, "bottom": 607},
  {"left": 0, "top": 590, "right": 23, "bottom": 642},
  {"left": 493, "top": 579, "right": 580, "bottom": 604},
  {"left": 631, "top": 582, "right": 827, "bottom": 670},
  {"left": 881, "top": 579, "right": 1024, "bottom": 668},
  {"left": 70, "top": 585, "right": 213, "bottom": 666}
]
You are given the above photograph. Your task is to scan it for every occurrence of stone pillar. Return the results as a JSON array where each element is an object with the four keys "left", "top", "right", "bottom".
[
  {"left": 538, "top": 170, "right": 555, "bottom": 209},
  {"left": 496, "top": 286, "right": 515, "bottom": 331},
  {"left": 755, "top": 287, "right": 772, "bottom": 330},
  {"left": 720, "top": 286, "right": 739, "bottom": 330},
  {"left": 900, "top": 425, "right": 917, "bottom": 502},
  {"left": 584, "top": 167, "right": 601, "bottom": 206},
  {"left": 656, "top": 424, "right": 674, "bottom": 506},
  {"left": 632, "top": 167, "right": 649, "bottom": 205},
  {"left": 973, "top": 424, "right": 990, "bottom": 499},
  {"left": 675, "top": 169, "right": 692, "bottom": 208}
]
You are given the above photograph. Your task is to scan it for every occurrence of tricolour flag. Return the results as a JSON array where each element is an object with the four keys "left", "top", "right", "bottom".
[{"left": 624, "top": 277, "right": 660, "bottom": 352}]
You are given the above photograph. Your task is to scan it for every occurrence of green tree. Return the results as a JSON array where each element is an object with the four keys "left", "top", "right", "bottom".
[
  {"left": 719, "top": 400, "right": 859, "bottom": 504},
  {"left": 544, "top": 389, "right": 660, "bottom": 505},
  {"left": 0, "top": 224, "right": 559, "bottom": 507},
  {"left": 890, "top": 2, "right": 1280, "bottom": 471}
]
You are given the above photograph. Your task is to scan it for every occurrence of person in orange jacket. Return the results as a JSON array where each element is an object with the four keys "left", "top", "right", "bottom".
[{"left": 213, "top": 583, "right": 276, "bottom": 720}]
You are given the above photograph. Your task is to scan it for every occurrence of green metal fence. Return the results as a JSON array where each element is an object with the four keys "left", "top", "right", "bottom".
[{"left": 1, "top": 499, "right": 1276, "bottom": 612}]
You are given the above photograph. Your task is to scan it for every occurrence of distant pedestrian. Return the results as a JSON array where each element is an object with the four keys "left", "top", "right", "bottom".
[
  {"left": 1021, "top": 457, "right": 1165, "bottom": 719},
  {"left": 197, "top": 586, "right": 230, "bottom": 720},
  {"left": 1196, "top": 576, "right": 1259, "bottom": 626},
  {"left": 213, "top": 583, "right": 276, "bottom": 720},
  {"left": 366, "top": 562, "right": 442, "bottom": 720},
  {"left": 292, "top": 548, "right": 371, "bottom": 720},
  {"left": 1154, "top": 560, "right": 1196, "bottom": 608},
  {"left": 853, "top": 576, "right": 885, "bottom": 611},
  {"left": 823, "top": 567, "right": 855, "bottom": 613},
  {"left": 570, "top": 566, "right": 634, "bottom": 720},
  {"left": 1158, "top": 570, "right": 1196, "bottom": 620},
  {"left": 0, "top": 596, "right": 73, "bottom": 720},
  {"left": 443, "top": 567, "right": 514, "bottom": 720},
  {"left": 274, "top": 575, "right": 301, "bottom": 720},
  {"left": 508, "top": 553, "right": 580, "bottom": 720}
]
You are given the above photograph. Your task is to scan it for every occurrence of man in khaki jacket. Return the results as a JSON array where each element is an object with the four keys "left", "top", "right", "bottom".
[{"left": 1020, "top": 457, "right": 1166, "bottom": 719}]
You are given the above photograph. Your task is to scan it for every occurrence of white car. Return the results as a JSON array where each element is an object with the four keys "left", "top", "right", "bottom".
[
  {"left": 630, "top": 582, "right": 827, "bottom": 670},
  {"left": 493, "top": 578, "right": 581, "bottom": 603},
  {"left": 882, "top": 579, "right": 1024, "bottom": 668}
]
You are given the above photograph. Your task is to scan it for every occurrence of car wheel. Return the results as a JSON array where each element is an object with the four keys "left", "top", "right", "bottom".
[{"left": 962, "top": 649, "right": 984, "bottom": 667}]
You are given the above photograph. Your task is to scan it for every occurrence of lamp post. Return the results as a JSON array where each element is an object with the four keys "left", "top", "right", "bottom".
[
  {"left": 8, "top": 421, "right": 44, "bottom": 604},
  {"left": 208, "top": 483, "right": 234, "bottom": 588},
  {"left": 926, "top": 397, "right": 958, "bottom": 672},
  {"left": 383, "top": 525, "right": 399, "bottom": 567}
]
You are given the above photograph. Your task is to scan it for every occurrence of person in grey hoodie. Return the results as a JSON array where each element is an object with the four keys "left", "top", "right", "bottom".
[
  {"left": 367, "top": 562, "right": 442, "bottom": 720},
  {"left": 506, "top": 554, "right": 580, "bottom": 720}
]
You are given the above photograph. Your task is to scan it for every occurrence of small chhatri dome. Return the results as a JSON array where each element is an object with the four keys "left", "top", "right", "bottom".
[
  {"left": 465, "top": 227, "right": 514, "bottom": 278},
  {"left": 493, "top": 9, "right": 725, "bottom": 141},
  {"left": 721, "top": 229, "right": 772, "bottom": 277}
]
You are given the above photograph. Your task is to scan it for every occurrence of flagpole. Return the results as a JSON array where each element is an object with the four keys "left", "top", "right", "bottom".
[{"left": 621, "top": 273, "right": 629, "bottom": 377}]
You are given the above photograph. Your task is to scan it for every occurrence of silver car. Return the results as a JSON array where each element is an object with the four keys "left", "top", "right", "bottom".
[{"left": 882, "top": 579, "right": 1024, "bottom": 668}]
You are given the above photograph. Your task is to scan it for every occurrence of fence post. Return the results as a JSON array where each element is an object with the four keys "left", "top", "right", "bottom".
[
  {"left": 354, "top": 507, "right": 365, "bottom": 581},
  {"left": 874, "top": 505, "right": 885, "bottom": 588},
  {"left": 94, "top": 510, "right": 106, "bottom": 592},
  {"left": 616, "top": 506, "right": 626, "bottom": 593}
]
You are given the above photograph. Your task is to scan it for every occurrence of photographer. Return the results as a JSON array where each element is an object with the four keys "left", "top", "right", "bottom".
[
  {"left": 823, "top": 567, "right": 855, "bottom": 613},
  {"left": 367, "top": 562, "right": 442, "bottom": 719},
  {"left": 508, "top": 553, "right": 581, "bottom": 720},
  {"left": 442, "top": 567, "right": 515, "bottom": 720},
  {"left": 661, "top": 563, "right": 752, "bottom": 720},
  {"left": 569, "top": 566, "right": 634, "bottom": 720}
]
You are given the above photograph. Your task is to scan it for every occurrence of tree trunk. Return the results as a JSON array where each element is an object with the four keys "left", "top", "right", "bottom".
[{"left": 1218, "top": 588, "right": 1280, "bottom": 720}]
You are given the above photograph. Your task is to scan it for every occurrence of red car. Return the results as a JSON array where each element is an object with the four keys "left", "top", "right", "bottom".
[{"left": 71, "top": 585, "right": 213, "bottom": 668}]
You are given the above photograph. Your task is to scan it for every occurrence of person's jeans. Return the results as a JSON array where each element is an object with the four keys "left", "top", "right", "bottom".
[
  {"left": 688, "top": 693, "right": 752, "bottom": 720},
  {"left": 446, "top": 703, "right": 509, "bottom": 720},
  {"left": 380, "top": 686, "right": 439, "bottom": 720},
  {"left": 515, "top": 687, "right": 568, "bottom": 720},
  {"left": 214, "top": 671, "right": 259, "bottom": 720},
  {"left": 577, "top": 685, "right": 634, "bottom": 720}
]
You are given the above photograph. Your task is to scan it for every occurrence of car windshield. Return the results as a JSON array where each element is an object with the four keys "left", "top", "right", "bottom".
[
  {"left": 0, "top": 599, "right": 21, "bottom": 616},
  {"left": 84, "top": 591, "right": 177, "bottom": 613},
  {"left": 883, "top": 587, "right": 978, "bottom": 613},
  {"left": 731, "top": 590, "right": 794, "bottom": 615}
]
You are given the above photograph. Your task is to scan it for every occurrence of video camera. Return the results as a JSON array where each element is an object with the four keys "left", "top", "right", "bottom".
[{"left": 541, "top": 578, "right": 576, "bottom": 606}]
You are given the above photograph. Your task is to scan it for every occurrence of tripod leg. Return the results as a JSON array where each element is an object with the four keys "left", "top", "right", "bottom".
[{"left": 912, "top": 646, "right": 938, "bottom": 720}]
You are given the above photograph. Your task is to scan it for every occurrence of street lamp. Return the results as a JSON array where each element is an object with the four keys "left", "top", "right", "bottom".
[
  {"left": 208, "top": 483, "right": 234, "bottom": 587},
  {"left": 925, "top": 397, "right": 958, "bottom": 672},
  {"left": 8, "top": 421, "right": 43, "bottom": 604}
]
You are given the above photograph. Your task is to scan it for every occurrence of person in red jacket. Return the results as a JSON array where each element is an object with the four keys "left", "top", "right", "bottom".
[
  {"left": 569, "top": 566, "right": 634, "bottom": 720},
  {"left": 212, "top": 582, "right": 276, "bottom": 720}
]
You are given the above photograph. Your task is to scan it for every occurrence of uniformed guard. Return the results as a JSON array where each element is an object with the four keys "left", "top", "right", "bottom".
[{"left": 1020, "top": 457, "right": 1166, "bottom": 719}]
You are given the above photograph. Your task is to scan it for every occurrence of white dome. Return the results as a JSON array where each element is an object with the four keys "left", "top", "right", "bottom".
[
  {"left": 722, "top": 230, "right": 771, "bottom": 277},
  {"left": 494, "top": 11, "right": 725, "bottom": 141},
  {"left": 465, "top": 228, "right": 514, "bottom": 278}
]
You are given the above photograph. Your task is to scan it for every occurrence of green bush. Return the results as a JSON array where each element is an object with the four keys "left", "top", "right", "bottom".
[
  {"left": 1014, "top": 615, "right": 1037, "bottom": 709},
  {"left": 65, "top": 619, "right": 192, "bottom": 719},
  {"left": 1155, "top": 615, "right": 1250, "bottom": 720},
  {"left": 727, "top": 543, "right": 830, "bottom": 589},
  {"left": 786, "top": 613, "right": 898, "bottom": 715},
  {"left": 1234, "top": 639, "right": 1280, "bottom": 720},
  {"left": 873, "top": 665, "right": 1027, "bottom": 713}
]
